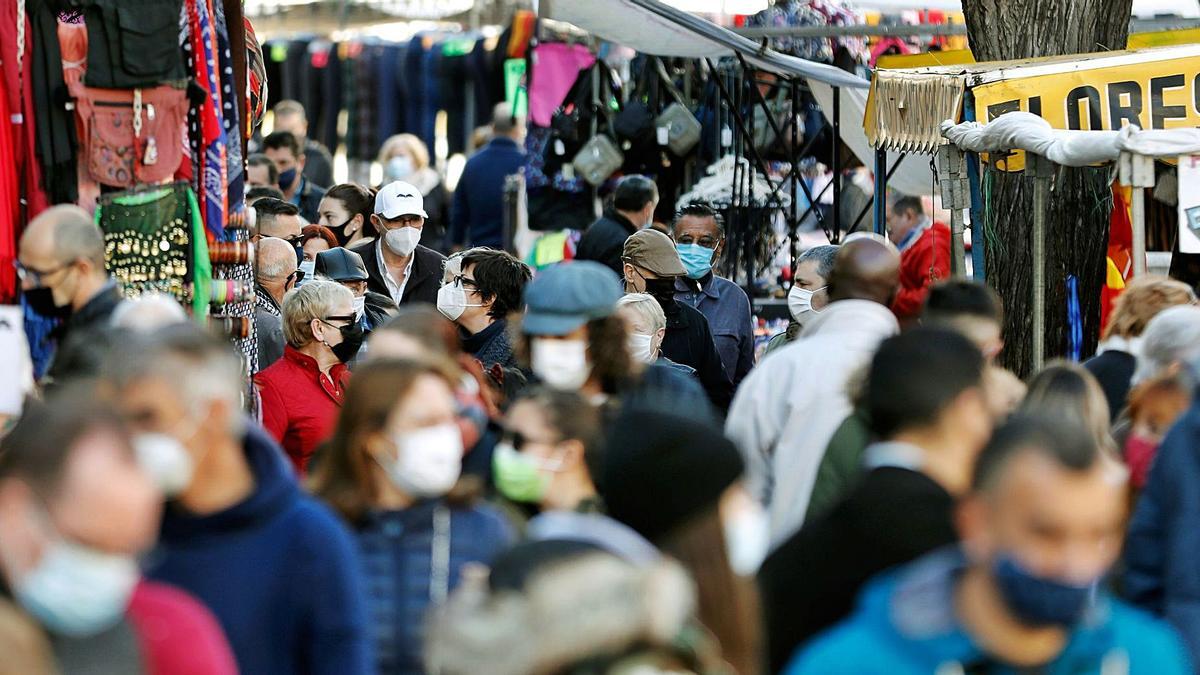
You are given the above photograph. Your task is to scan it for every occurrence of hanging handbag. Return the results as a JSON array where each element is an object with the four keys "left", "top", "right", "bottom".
[
  {"left": 572, "top": 134, "right": 624, "bottom": 187},
  {"left": 613, "top": 59, "right": 657, "bottom": 146},
  {"left": 653, "top": 60, "right": 701, "bottom": 157},
  {"left": 548, "top": 66, "right": 596, "bottom": 159},
  {"left": 72, "top": 82, "right": 189, "bottom": 188},
  {"left": 83, "top": 0, "right": 188, "bottom": 89}
]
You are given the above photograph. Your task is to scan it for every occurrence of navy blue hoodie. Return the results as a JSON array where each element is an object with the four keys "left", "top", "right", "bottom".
[{"left": 144, "top": 427, "right": 372, "bottom": 675}]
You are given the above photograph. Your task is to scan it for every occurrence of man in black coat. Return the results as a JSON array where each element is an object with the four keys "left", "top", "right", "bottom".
[
  {"left": 351, "top": 180, "right": 447, "bottom": 307},
  {"left": 621, "top": 229, "right": 733, "bottom": 412},
  {"left": 18, "top": 205, "right": 126, "bottom": 386},
  {"left": 577, "top": 175, "right": 658, "bottom": 276},
  {"left": 758, "top": 327, "right": 994, "bottom": 672}
]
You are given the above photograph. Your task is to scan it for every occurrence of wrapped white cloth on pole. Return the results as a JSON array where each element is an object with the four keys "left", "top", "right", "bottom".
[{"left": 940, "top": 111, "right": 1200, "bottom": 165}]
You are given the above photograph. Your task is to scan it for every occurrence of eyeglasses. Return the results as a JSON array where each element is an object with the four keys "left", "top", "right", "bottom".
[
  {"left": 13, "top": 260, "right": 70, "bottom": 287},
  {"left": 322, "top": 314, "right": 357, "bottom": 325},
  {"left": 283, "top": 234, "right": 305, "bottom": 247},
  {"left": 382, "top": 214, "right": 423, "bottom": 228},
  {"left": 451, "top": 274, "right": 479, "bottom": 291}
]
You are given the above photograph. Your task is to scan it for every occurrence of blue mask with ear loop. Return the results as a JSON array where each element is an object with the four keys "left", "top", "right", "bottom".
[{"left": 676, "top": 243, "right": 716, "bottom": 280}]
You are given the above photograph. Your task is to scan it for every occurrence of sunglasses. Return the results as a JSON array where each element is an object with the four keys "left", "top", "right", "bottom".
[{"left": 286, "top": 268, "right": 306, "bottom": 286}]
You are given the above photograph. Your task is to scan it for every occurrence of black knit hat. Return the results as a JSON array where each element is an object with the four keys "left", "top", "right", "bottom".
[{"left": 601, "top": 409, "right": 744, "bottom": 543}]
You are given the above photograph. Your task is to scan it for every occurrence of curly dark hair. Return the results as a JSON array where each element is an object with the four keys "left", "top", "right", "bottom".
[{"left": 514, "top": 315, "right": 634, "bottom": 395}]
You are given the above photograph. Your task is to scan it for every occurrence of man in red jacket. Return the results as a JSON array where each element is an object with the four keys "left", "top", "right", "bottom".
[{"left": 886, "top": 196, "right": 950, "bottom": 326}]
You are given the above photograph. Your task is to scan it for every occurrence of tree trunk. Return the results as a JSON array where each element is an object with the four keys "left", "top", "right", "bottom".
[{"left": 961, "top": 0, "right": 1132, "bottom": 377}]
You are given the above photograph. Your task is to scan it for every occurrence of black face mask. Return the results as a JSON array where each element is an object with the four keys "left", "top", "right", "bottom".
[
  {"left": 24, "top": 286, "right": 71, "bottom": 319},
  {"left": 644, "top": 277, "right": 678, "bottom": 307},
  {"left": 333, "top": 218, "right": 355, "bottom": 247},
  {"left": 330, "top": 321, "right": 366, "bottom": 363}
]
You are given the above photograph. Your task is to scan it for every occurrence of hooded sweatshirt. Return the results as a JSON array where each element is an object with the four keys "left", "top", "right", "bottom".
[
  {"left": 144, "top": 427, "right": 372, "bottom": 675},
  {"left": 726, "top": 299, "right": 898, "bottom": 548},
  {"left": 785, "top": 548, "right": 1190, "bottom": 675}
]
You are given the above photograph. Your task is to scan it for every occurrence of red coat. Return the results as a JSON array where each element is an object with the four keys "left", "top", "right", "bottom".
[
  {"left": 128, "top": 580, "right": 238, "bottom": 675},
  {"left": 891, "top": 221, "right": 951, "bottom": 325},
  {"left": 254, "top": 346, "right": 349, "bottom": 475}
]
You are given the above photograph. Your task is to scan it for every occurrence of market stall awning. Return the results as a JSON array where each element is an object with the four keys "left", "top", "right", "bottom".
[
  {"left": 867, "top": 44, "right": 1200, "bottom": 153},
  {"left": 545, "top": 0, "right": 869, "bottom": 88}
]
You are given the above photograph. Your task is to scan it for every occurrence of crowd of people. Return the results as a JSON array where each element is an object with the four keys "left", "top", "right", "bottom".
[{"left": 6, "top": 99, "right": 1200, "bottom": 675}]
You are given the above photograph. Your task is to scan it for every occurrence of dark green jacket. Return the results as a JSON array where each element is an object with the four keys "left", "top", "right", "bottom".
[{"left": 806, "top": 409, "right": 873, "bottom": 524}]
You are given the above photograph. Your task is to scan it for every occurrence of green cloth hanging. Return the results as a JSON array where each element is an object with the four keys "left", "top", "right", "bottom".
[{"left": 187, "top": 188, "right": 211, "bottom": 321}]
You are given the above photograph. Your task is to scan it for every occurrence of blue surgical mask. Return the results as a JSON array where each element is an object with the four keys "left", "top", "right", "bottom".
[
  {"left": 992, "top": 554, "right": 1099, "bottom": 627},
  {"left": 10, "top": 535, "right": 140, "bottom": 637},
  {"left": 278, "top": 167, "right": 298, "bottom": 190},
  {"left": 676, "top": 243, "right": 716, "bottom": 280}
]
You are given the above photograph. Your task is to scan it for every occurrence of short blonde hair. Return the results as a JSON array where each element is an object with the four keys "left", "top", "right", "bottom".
[
  {"left": 282, "top": 280, "right": 353, "bottom": 349},
  {"left": 1104, "top": 275, "right": 1195, "bottom": 340},
  {"left": 377, "top": 133, "right": 430, "bottom": 171},
  {"left": 615, "top": 293, "right": 666, "bottom": 334}
]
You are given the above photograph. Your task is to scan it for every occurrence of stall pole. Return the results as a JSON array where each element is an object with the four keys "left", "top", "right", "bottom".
[
  {"left": 1029, "top": 153, "right": 1054, "bottom": 372},
  {"left": 832, "top": 87, "right": 842, "bottom": 239},
  {"left": 873, "top": 147, "right": 887, "bottom": 236},
  {"left": 937, "top": 144, "right": 968, "bottom": 277},
  {"left": 1119, "top": 152, "right": 1155, "bottom": 277},
  {"left": 964, "top": 92, "right": 986, "bottom": 281}
]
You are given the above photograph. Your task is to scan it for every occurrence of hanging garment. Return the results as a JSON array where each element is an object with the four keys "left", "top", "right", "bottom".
[
  {"left": 528, "top": 43, "right": 596, "bottom": 128},
  {"left": 31, "top": 0, "right": 77, "bottom": 205},
  {"left": 96, "top": 182, "right": 208, "bottom": 313},
  {"left": 244, "top": 16, "right": 267, "bottom": 139},
  {"left": 0, "top": 70, "right": 18, "bottom": 303},
  {"left": 184, "top": 0, "right": 229, "bottom": 237},
  {"left": 1, "top": 0, "right": 51, "bottom": 227},
  {"left": 82, "top": 0, "right": 187, "bottom": 88}
]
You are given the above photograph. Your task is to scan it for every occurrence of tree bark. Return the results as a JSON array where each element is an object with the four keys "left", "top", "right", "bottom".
[{"left": 961, "top": 0, "right": 1132, "bottom": 377}]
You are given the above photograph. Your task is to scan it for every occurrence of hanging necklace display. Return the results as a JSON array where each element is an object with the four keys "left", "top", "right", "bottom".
[{"left": 97, "top": 182, "right": 198, "bottom": 304}]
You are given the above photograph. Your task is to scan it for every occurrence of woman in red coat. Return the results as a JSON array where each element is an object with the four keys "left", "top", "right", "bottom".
[{"left": 254, "top": 280, "right": 365, "bottom": 475}]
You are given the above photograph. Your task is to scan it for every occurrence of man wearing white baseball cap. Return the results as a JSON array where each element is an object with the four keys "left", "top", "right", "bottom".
[{"left": 349, "top": 180, "right": 447, "bottom": 307}]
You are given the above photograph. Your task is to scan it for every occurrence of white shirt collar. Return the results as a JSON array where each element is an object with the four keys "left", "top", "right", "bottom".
[{"left": 377, "top": 242, "right": 415, "bottom": 306}]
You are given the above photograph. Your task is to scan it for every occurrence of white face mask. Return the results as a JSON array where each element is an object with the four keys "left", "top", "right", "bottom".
[
  {"left": 787, "top": 285, "right": 826, "bottom": 323},
  {"left": 627, "top": 332, "right": 657, "bottom": 364},
  {"left": 10, "top": 536, "right": 140, "bottom": 637},
  {"left": 133, "top": 432, "right": 194, "bottom": 497},
  {"left": 385, "top": 156, "right": 414, "bottom": 181},
  {"left": 351, "top": 294, "right": 367, "bottom": 319},
  {"left": 532, "top": 338, "right": 591, "bottom": 390},
  {"left": 383, "top": 225, "right": 422, "bottom": 257},
  {"left": 377, "top": 423, "right": 464, "bottom": 498},
  {"left": 436, "top": 282, "right": 484, "bottom": 322},
  {"left": 296, "top": 259, "right": 316, "bottom": 286}
]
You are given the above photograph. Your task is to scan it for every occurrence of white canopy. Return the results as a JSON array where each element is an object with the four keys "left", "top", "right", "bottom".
[{"left": 545, "top": 0, "right": 869, "bottom": 88}]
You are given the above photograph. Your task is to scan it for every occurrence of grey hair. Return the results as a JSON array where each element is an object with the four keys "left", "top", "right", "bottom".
[
  {"left": 42, "top": 205, "right": 106, "bottom": 268},
  {"left": 1135, "top": 305, "right": 1200, "bottom": 385},
  {"left": 256, "top": 236, "right": 298, "bottom": 281},
  {"left": 615, "top": 293, "right": 666, "bottom": 333},
  {"left": 105, "top": 324, "right": 247, "bottom": 437},
  {"left": 111, "top": 293, "right": 188, "bottom": 331},
  {"left": 796, "top": 244, "right": 840, "bottom": 280},
  {"left": 282, "top": 280, "right": 353, "bottom": 348},
  {"left": 493, "top": 102, "right": 523, "bottom": 135}
]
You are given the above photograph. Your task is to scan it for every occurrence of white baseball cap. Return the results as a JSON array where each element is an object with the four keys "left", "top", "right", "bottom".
[{"left": 374, "top": 181, "right": 429, "bottom": 219}]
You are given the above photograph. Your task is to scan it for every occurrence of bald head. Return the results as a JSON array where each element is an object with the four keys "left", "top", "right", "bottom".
[
  {"left": 20, "top": 205, "right": 105, "bottom": 271},
  {"left": 256, "top": 237, "right": 298, "bottom": 282},
  {"left": 828, "top": 238, "right": 900, "bottom": 306}
]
